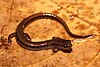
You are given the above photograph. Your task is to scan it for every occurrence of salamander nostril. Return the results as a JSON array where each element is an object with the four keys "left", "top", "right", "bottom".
[{"left": 67, "top": 40, "right": 72, "bottom": 47}]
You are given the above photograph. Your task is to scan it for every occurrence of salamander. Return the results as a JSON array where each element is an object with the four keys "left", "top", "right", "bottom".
[{"left": 8, "top": 13, "right": 93, "bottom": 53}]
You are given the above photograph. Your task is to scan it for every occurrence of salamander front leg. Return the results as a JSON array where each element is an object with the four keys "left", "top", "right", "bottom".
[{"left": 52, "top": 48, "right": 59, "bottom": 53}]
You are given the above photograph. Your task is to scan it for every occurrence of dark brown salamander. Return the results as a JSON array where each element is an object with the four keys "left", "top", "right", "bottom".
[{"left": 8, "top": 13, "right": 93, "bottom": 53}]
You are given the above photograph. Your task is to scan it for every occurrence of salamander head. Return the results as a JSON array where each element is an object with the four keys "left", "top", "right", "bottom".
[{"left": 52, "top": 37, "right": 72, "bottom": 53}]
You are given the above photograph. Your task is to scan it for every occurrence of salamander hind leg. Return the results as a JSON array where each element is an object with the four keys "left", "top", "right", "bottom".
[
  {"left": 8, "top": 32, "right": 16, "bottom": 44},
  {"left": 24, "top": 33, "right": 31, "bottom": 41}
]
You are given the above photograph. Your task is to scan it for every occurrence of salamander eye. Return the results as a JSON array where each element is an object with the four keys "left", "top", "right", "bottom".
[{"left": 63, "top": 44, "right": 68, "bottom": 48}]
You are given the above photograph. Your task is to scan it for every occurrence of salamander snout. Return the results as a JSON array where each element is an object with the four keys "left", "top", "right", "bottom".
[
  {"left": 64, "top": 40, "right": 72, "bottom": 47},
  {"left": 52, "top": 37, "right": 72, "bottom": 53}
]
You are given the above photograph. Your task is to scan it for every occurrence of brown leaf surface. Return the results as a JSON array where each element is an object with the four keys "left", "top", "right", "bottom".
[{"left": 0, "top": 0, "right": 100, "bottom": 67}]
